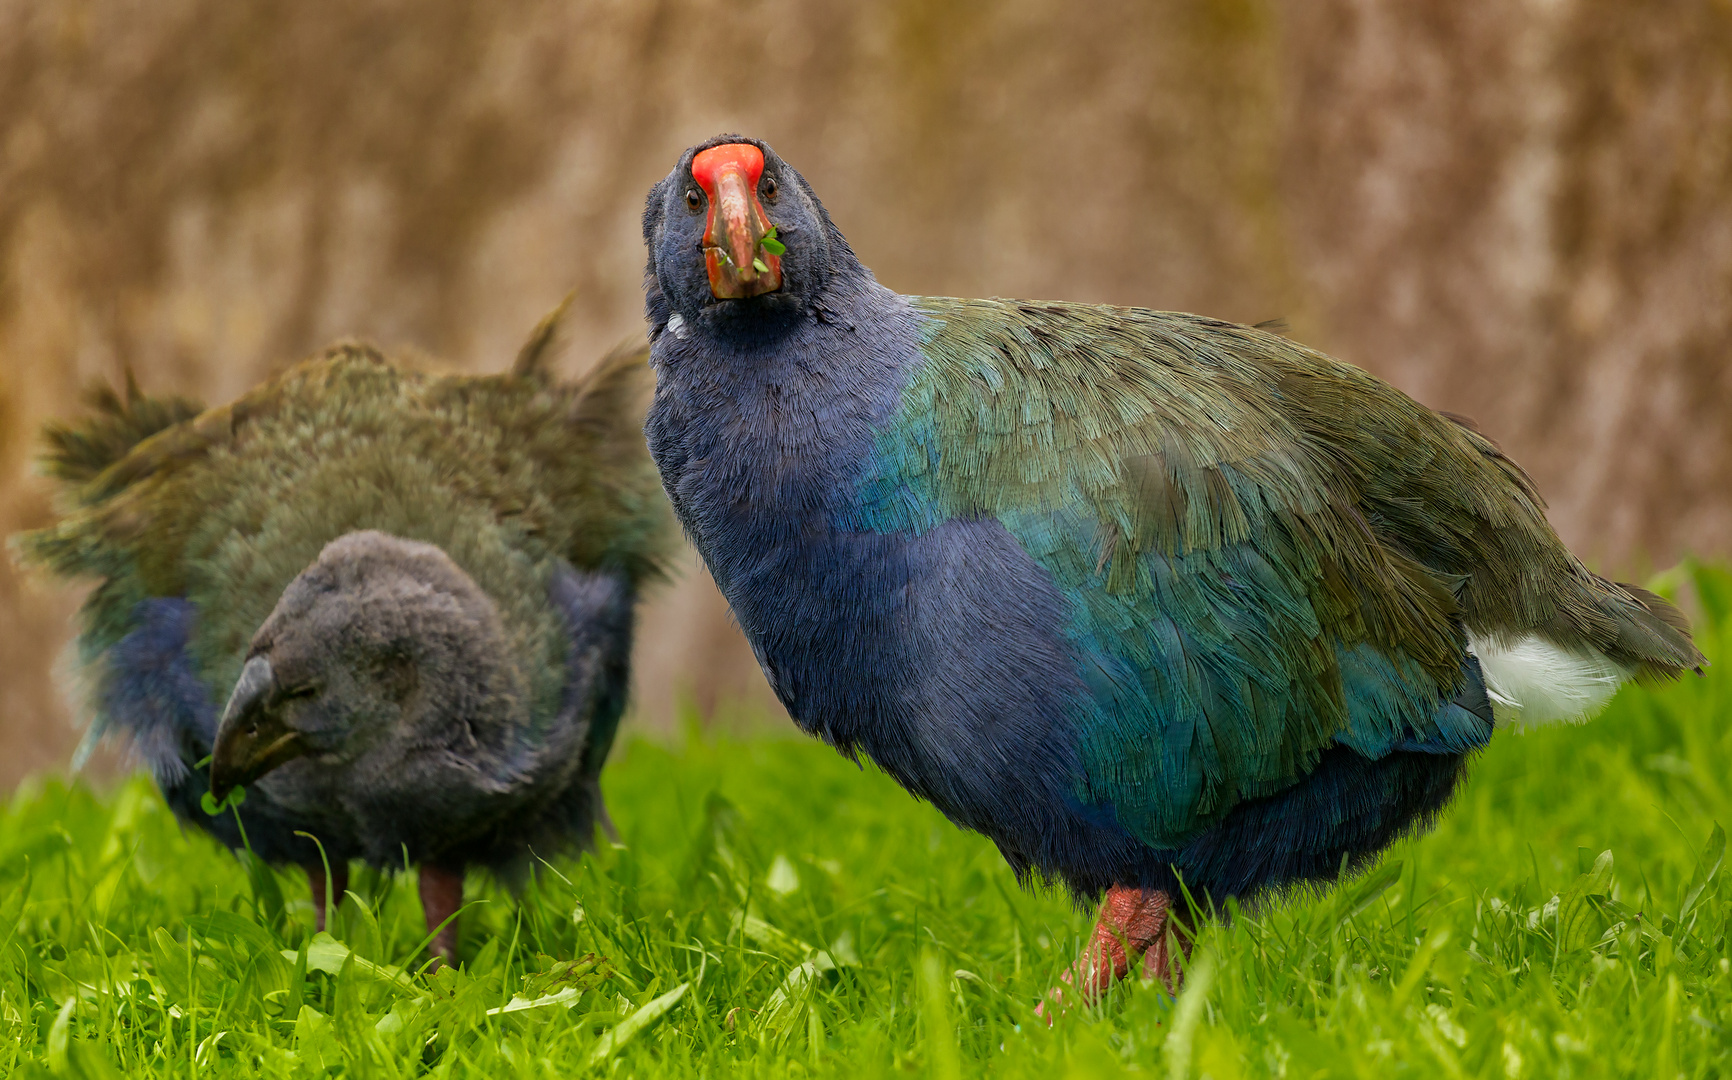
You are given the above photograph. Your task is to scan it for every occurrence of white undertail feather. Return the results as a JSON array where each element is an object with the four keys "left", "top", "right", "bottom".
[{"left": 1468, "top": 632, "right": 1633, "bottom": 729}]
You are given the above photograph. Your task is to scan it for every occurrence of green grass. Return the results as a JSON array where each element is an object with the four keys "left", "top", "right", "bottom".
[{"left": 4, "top": 564, "right": 1732, "bottom": 1078}]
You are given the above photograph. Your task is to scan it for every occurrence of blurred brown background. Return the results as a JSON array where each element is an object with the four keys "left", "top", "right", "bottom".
[{"left": 2, "top": 0, "right": 1729, "bottom": 788}]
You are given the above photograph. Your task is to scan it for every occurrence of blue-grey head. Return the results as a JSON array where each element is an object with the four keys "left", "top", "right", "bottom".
[{"left": 642, "top": 134, "right": 864, "bottom": 339}]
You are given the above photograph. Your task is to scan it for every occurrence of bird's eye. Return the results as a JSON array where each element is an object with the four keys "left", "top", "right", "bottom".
[
  {"left": 278, "top": 682, "right": 319, "bottom": 704},
  {"left": 684, "top": 188, "right": 702, "bottom": 212},
  {"left": 761, "top": 176, "right": 778, "bottom": 201}
]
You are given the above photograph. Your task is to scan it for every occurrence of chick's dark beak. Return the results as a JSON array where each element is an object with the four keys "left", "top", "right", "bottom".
[
  {"left": 692, "top": 143, "right": 781, "bottom": 299},
  {"left": 210, "top": 656, "right": 309, "bottom": 801}
]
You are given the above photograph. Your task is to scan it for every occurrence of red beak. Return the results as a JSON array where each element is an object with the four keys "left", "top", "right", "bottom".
[{"left": 691, "top": 143, "right": 782, "bottom": 299}]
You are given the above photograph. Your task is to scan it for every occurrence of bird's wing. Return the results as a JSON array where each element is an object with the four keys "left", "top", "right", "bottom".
[
  {"left": 858, "top": 297, "right": 1521, "bottom": 845},
  {"left": 1269, "top": 351, "right": 1701, "bottom": 678}
]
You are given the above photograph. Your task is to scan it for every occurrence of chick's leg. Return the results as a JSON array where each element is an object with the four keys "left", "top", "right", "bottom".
[
  {"left": 1038, "top": 886, "right": 1184, "bottom": 1018},
  {"left": 307, "top": 861, "right": 349, "bottom": 933},
  {"left": 418, "top": 863, "right": 464, "bottom": 965}
]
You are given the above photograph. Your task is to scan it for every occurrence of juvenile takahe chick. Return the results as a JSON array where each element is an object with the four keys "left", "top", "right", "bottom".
[
  {"left": 18, "top": 314, "right": 670, "bottom": 962},
  {"left": 640, "top": 136, "right": 1704, "bottom": 1005}
]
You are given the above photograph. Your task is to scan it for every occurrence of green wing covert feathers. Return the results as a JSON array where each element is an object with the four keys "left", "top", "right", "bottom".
[{"left": 905, "top": 297, "right": 1700, "bottom": 682}]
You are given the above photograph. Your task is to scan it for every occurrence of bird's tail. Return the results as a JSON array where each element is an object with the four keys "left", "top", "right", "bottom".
[
  {"left": 1472, "top": 573, "right": 1704, "bottom": 729},
  {"left": 1600, "top": 576, "right": 1704, "bottom": 679},
  {"left": 38, "top": 371, "right": 204, "bottom": 495}
]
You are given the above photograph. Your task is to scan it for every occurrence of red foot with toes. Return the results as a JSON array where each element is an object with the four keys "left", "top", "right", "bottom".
[{"left": 1037, "top": 885, "right": 1193, "bottom": 1020}]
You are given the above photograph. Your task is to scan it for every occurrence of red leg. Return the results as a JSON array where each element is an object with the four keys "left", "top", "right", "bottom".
[
  {"left": 418, "top": 863, "right": 464, "bottom": 966},
  {"left": 1140, "top": 898, "right": 1193, "bottom": 994},
  {"left": 1038, "top": 886, "right": 1188, "bottom": 1019},
  {"left": 307, "top": 861, "right": 349, "bottom": 933}
]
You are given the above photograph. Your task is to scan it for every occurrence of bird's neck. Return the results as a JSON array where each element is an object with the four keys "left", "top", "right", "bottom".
[
  {"left": 645, "top": 279, "right": 924, "bottom": 591},
  {"left": 652, "top": 280, "right": 921, "bottom": 473}
]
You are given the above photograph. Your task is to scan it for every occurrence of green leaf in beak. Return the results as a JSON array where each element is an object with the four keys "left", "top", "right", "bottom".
[{"left": 201, "top": 786, "right": 248, "bottom": 816}]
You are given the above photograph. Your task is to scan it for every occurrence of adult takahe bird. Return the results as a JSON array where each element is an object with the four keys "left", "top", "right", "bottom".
[
  {"left": 17, "top": 315, "right": 670, "bottom": 962},
  {"left": 640, "top": 136, "right": 1704, "bottom": 1005}
]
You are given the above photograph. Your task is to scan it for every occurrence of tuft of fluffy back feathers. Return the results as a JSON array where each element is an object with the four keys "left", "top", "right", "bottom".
[{"left": 38, "top": 370, "right": 204, "bottom": 490}]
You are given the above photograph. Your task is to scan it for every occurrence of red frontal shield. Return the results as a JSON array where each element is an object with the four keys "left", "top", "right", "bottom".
[{"left": 692, "top": 144, "right": 782, "bottom": 299}]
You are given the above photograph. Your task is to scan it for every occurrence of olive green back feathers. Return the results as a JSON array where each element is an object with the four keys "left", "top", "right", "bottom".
[{"left": 18, "top": 335, "right": 672, "bottom": 740}]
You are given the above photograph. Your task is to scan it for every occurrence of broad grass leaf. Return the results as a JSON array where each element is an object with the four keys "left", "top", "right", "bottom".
[
  {"left": 1680, "top": 823, "right": 1725, "bottom": 920},
  {"left": 149, "top": 927, "right": 194, "bottom": 1005},
  {"left": 333, "top": 951, "right": 374, "bottom": 1045},
  {"left": 187, "top": 909, "right": 279, "bottom": 956},
  {"left": 917, "top": 951, "right": 961, "bottom": 1080},
  {"left": 286, "top": 934, "right": 309, "bottom": 1017},
  {"left": 0, "top": 861, "right": 30, "bottom": 956},
  {"left": 63, "top": 1039, "right": 123, "bottom": 1080},
  {"left": 373, "top": 996, "right": 426, "bottom": 1035},
  {"left": 468, "top": 935, "right": 500, "bottom": 978},
  {"left": 587, "top": 980, "right": 689, "bottom": 1066},
  {"left": 758, "top": 951, "right": 840, "bottom": 1031},
  {"left": 1555, "top": 850, "right": 1614, "bottom": 953},
  {"left": 342, "top": 889, "right": 383, "bottom": 963},
  {"left": 46, "top": 997, "right": 73, "bottom": 1073},
  {"left": 293, "top": 1004, "right": 341, "bottom": 1072},
  {"left": 284, "top": 931, "right": 420, "bottom": 992},
  {"left": 732, "top": 910, "right": 813, "bottom": 958},
  {"left": 1315, "top": 859, "right": 1403, "bottom": 935},
  {"left": 237, "top": 850, "right": 286, "bottom": 931},
  {"left": 521, "top": 953, "right": 611, "bottom": 998}
]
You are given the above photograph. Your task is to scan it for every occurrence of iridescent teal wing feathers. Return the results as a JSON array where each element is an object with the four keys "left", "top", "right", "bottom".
[{"left": 851, "top": 297, "right": 1696, "bottom": 846}]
